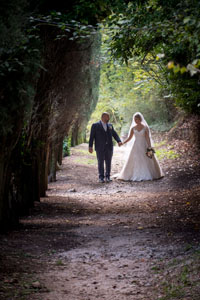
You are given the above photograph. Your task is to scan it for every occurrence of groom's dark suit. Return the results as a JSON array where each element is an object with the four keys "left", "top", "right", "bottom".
[{"left": 89, "top": 121, "right": 121, "bottom": 180}]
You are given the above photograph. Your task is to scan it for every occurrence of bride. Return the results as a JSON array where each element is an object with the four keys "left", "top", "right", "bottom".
[{"left": 116, "top": 112, "right": 164, "bottom": 181}]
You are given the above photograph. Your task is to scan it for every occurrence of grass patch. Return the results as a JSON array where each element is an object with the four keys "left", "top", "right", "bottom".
[
  {"left": 160, "top": 283, "right": 185, "bottom": 300},
  {"left": 153, "top": 141, "right": 179, "bottom": 160},
  {"left": 74, "top": 157, "right": 97, "bottom": 165},
  {"left": 156, "top": 148, "right": 179, "bottom": 160},
  {"left": 56, "top": 259, "right": 64, "bottom": 266},
  {"left": 154, "top": 140, "right": 167, "bottom": 147},
  {"left": 151, "top": 265, "right": 162, "bottom": 273},
  {"left": 154, "top": 251, "right": 200, "bottom": 300},
  {"left": 72, "top": 148, "right": 96, "bottom": 157}
]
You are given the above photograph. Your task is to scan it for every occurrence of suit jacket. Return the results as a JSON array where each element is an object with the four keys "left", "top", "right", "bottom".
[{"left": 89, "top": 121, "right": 121, "bottom": 151}]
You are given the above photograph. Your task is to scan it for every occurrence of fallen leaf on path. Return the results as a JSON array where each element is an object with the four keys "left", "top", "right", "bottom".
[{"left": 32, "top": 281, "right": 42, "bottom": 288}]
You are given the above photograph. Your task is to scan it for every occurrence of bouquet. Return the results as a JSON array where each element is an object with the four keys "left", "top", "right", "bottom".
[{"left": 146, "top": 147, "right": 155, "bottom": 159}]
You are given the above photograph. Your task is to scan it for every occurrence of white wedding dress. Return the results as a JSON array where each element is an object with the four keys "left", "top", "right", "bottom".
[{"left": 116, "top": 127, "right": 163, "bottom": 181}]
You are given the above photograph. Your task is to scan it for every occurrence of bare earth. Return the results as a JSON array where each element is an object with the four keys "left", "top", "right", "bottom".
[{"left": 0, "top": 136, "right": 200, "bottom": 300}]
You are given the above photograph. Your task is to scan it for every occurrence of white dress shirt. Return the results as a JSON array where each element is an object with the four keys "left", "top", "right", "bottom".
[{"left": 101, "top": 120, "right": 107, "bottom": 131}]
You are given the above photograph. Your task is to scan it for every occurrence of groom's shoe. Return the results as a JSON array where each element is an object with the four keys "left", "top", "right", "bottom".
[
  {"left": 105, "top": 177, "right": 112, "bottom": 183},
  {"left": 99, "top": 178, "right": 105, "bottom": 183}
]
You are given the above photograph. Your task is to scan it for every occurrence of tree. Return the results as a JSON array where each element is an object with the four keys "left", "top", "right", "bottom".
[
  {"left": 105, "top": 0, "right": 200, "bottom": 114},
  {"left": 0, "top": 0, "right": 129, "bottom": 230},
  {"left": 88, "top": 31, "right": 176, "bottom": 137}
]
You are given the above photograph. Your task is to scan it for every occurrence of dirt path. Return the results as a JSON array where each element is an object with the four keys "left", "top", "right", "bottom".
[{"left": 0, "top": 141, "right": 200, "bottom": 300}]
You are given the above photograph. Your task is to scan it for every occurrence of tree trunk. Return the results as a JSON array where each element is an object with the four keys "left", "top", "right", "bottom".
[
  {"left": 39, "top": 144, "right": 48, "bottom": 197},
  {"left": 17, "top": 160, "right": 40, "bottom": 215},
  {"left": 48, "top": 142, "right": 58, "bottom": 183},
  {"left": 71, "top": 124, "right": 79, "bottom": 147},
  {"left": 57, "top": 138, "right": 63, "bottom": 166},
  {"left": 0, "top": 153, "right": 18, "bottom": 231}
]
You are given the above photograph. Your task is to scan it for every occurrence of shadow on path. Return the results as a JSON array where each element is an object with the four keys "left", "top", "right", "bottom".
[{"left": 0, "top": 143, "right": 200, "bottom": 300}]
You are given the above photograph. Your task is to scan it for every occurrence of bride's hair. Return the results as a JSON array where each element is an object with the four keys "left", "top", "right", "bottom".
[
  {"left": 128, "top": 112, "right": 154, "bottom": 145},
  {"left": 134, "top": 114, "right": 142, "bottom": 121}
]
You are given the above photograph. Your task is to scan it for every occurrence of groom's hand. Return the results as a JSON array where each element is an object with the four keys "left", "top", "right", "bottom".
[
  {"left": 89, "top": 147, "right": 93, "bottom": 153},
  {"left": 118, "top": 142, "right": 123, "bottom": 147}
]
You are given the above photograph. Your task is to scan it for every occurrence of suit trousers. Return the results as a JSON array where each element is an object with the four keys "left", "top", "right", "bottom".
[{"left": 96, "top": 146, "right": 113, "bottom": 179}]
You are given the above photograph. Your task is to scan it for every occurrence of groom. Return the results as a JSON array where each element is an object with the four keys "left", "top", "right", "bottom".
[{"left": 89, "top": 112, "right": 122, "bottom": 183}]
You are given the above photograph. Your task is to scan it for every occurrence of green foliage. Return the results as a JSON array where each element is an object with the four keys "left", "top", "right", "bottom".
[
  {"left": 56, "top": 259, "right": 64, "bottom": 266},
  {"left": 158, "top": 254, "right": 200, "bottom": 300},
  {"left": 104, "top": 0, "right": 200, "bottom": 114},
  {"left": 32, "top": 0, "right": 127, "bottom": 24},
  {"left": 155, "top": 148, "right": 179, "bottom": 160},
  {"left": 153, "top": 141, "right": 179, "bottom": 160},
  {"left": 88, "top": 30, "right": 176, "bottom": 135},
  {"left": 0, "top": 0, "right": 128, "bottom": 137},
  {"left": 0, "top": 0, "right": 132, "bottom": 229},
  {"left": 0, "top": 0, "right": 41, "bottom": 136},
  {"left": 72, "top": 149, "right": 96, "bottom": 157},
  {"left": 74, "top": 157, "right": 96, "bottom": 165},
  {"left": 28, "top": 0, "right": 128, "bottom": 43},
  {"left": 63, "top": 137, "right": 71, "bottom": 157}
]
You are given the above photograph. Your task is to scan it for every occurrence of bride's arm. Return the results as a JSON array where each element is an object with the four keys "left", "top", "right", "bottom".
[
  {"left": 145, "top": 127, "right": 151, "bottom": 148},
  {"left": 122, "top": 128, "right": 134, "bottom": 145}
]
